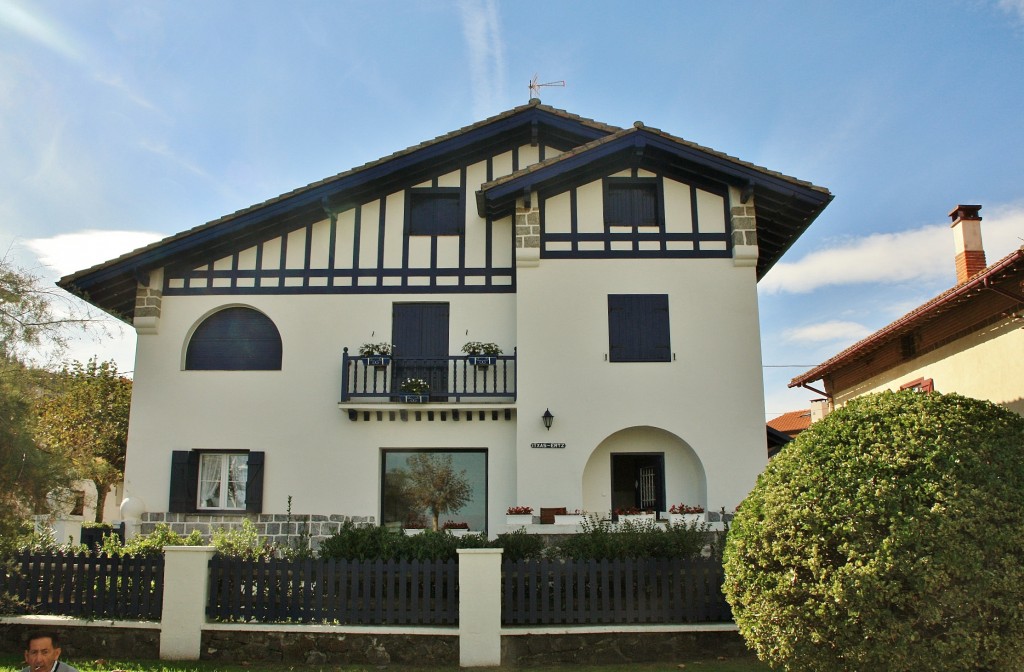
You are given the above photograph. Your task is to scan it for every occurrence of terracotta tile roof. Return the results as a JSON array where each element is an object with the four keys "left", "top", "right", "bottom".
[
  {"left": 790, "top": 245, "right": 1024, "bottom": 387},
  {"left": 767, "top": 409, "right": 812, "bottom": 435}
]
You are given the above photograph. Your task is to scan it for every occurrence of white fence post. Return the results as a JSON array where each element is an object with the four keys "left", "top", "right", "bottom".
[
  {"left": 457, "top": 548, "right": 503, "bottom": 667},
  {"left": 160, "top": 545, "right": 216, "bottom": 660}
]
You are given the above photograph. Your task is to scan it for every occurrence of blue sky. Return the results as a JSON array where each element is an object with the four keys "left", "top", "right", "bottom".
[{"left": 3, "top": 0, "right": 1023, "bottom": 418}]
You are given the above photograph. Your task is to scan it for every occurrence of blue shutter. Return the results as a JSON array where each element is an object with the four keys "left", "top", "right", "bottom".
[
  {"left": 168, "top": 450, "right": 199, "bottom": 513},
  {"left": 245, "top": 451, "right": 265, "bottom": 513},
  {"left": 608, "top": 294, "right": 670, "bottom": 362},
  {"left": 185, "top": 307, "right": 282, "bottom": 370},
  {"left": 409, "top": 190, "right": 462, "bottom": 235}
]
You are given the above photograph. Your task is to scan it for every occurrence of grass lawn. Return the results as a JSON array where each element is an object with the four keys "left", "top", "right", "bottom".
[{"left": 1, "top": 655, "right": 772, "bottom": 672}]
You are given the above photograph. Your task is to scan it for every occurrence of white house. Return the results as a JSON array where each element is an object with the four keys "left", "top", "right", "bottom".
[{"left": 60, "top": 101, "right": 832, "bottom": 540}]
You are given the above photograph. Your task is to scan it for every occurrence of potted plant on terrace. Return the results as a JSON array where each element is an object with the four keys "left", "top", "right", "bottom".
[
  {"left": 553, "top": 509, "right": 587, "bottom": 525},
  {"left": 667, "top": 503, "right": 705, "bottom": 525},
  {"left": 399, "top": 378, "right": 430, "bottom": 402},
  {"left": 462, "top": 341, "right": 502, "bottom": 368},
  {"left": 442, "top": 520, "right": 472, "bottom": 537},
  {"left": 615, "top": 507, "right": 657, "bottom": 524},
  {"left": 505, "top": 505, "right": 536, "bottom": 526},
  {"left": 359, "top": 342, "right": 393, "bottom": 369}
]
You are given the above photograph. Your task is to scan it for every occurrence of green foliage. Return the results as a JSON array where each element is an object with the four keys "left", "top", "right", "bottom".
[
  {"left": 16, "top": 524, "right": 85, "bottom": 555},
  {"left": 491, "top": 529, "right": 545, "bottom": 561},
  {"left": 723, "top": 391, "right": 1024, "bottom": 672},
  {"left": 33, "top": 357, "right": 132, "bottom": 523},
  {"left": 318, "top": 521, "right": 403, "bottom": 560},
  {"left": 99, "top": 523, "right": 204, "bottom": 557},
  {"left": 212, "top": 519, "right": 275, "bottom": 560},
  {"left": 557, "top": 514, "right": 711, "bottom": 560}
]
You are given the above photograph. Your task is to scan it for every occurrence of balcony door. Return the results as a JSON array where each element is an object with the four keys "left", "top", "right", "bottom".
[{"left": 392, "top": 303, "right": 449, "bottom": 399}]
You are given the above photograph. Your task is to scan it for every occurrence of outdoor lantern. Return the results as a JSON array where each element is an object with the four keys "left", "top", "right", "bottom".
[{"left": 542, "top": 408, "right": 554, "bottom": 430}]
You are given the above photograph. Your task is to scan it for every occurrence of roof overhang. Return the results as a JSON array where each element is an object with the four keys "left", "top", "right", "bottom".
[
  {"left": 476, "top": 125, "right": 833, "bottom": 279},
  {"left": 790, "top": 247, "right": 1024, "bottom": 389}
]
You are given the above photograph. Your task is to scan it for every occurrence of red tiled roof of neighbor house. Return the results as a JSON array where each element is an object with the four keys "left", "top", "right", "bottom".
[{"left": 767, "top": 409, "right": 812, "bottom": 437}]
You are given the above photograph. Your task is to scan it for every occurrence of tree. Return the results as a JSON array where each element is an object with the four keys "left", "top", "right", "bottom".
[
  {"left": 0, "top": 256, "right": 92, "bottom": 554},
  {"left": 34, "top": 358, "right": 132, "bottom": 523},
  {"left": 723, "top": 391, "right": 1024, "bottom": 672},
  {"left": 403, "top": 453, "right": 472, "bottom": 531}
]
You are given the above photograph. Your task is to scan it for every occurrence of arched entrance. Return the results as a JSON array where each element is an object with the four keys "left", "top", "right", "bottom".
[{"left": 581, "top": 426, "right": 706, "bottom": 516}]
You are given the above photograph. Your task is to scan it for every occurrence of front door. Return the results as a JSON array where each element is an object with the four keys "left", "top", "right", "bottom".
[
  {"left": 392, "top": 303, "right": 449, "bottom": 399},
  {"left": 610, "top": 453, "right": 665, "bottom": 514}
]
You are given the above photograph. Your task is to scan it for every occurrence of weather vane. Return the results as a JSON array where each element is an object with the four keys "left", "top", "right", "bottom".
[{"left": 529, "top": 74, "right": 565, "bottom": 101}]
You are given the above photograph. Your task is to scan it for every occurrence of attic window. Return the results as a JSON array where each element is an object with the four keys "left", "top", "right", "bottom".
[
  {"left": 408, "top": 188, "right": 463, "bottom": 236},
  {"left": 604, "top": 178, "right": 661, "bottom": 228}
]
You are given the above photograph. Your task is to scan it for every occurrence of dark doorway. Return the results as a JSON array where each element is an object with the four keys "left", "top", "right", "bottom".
[
  {"left": 392, "top": 303, "right": 449, "bottom": 398},
  {"left": 610, "top": 453, "right": 665, "bottom": 514}
]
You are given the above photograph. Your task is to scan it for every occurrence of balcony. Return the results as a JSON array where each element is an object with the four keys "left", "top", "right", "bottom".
[{"left": 340, "top": 347, "right": 516, "bottom": 403}]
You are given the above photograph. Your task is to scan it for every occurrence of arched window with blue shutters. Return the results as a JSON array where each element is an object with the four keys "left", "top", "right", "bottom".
[
  {"left": 608, "top": 294, "right": 671, "bottom": 362},
  {"left": 185, "top": 307, "right": 282, "bottom": 370}
]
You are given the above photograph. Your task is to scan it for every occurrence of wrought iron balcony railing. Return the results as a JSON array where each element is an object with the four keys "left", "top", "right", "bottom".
[{"left": 340, "top": 348, "right": 516, "bottom": 402}]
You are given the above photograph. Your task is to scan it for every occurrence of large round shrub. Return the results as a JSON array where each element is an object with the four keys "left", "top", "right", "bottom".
[{"left": 724, "top": 391, "right": 1024, "bottom": 671}]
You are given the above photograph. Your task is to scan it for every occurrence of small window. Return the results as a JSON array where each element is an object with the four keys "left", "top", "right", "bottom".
[
  {"left": 408, "top": 188, "right": 463, "bottom": 236},
  {"left": 604, "top": 178, "right": 661, "bottom": 228},
  {"left": 900, "top": 377, "right": 934, "bottom": 393},
  {"left": 185, "top": 307, "right": 282, "bottom": 370},
  {"left": 169, "top": 450, "right": 265, "bottom": 513},
  {"left": 608, "top": 294, "right": 671, "bottom": 362},
  {"left": 198, "top": 453, "right": 249, "bottom": 510}
]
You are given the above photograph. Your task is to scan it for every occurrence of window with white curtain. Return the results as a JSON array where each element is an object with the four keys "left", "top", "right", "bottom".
[{"left": 198, "top": 453, "right": 248, "bottom": 510}]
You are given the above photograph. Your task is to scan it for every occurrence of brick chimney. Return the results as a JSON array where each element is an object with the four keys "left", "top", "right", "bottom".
[{"left": 949, "top": 204, "right": 986, "bottom": 284}]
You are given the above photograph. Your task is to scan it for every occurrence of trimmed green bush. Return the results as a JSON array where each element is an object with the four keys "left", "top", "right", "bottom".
[{"left": 724, "top": 391, "right": 1024, "bottom": 672}]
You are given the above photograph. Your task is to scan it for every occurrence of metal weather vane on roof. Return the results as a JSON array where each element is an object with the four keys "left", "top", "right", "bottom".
[{"left": 529, "top": 74, "right": 565, "bottom": 101}]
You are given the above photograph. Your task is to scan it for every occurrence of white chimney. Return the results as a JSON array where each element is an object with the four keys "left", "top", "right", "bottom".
[
  {"left": 949, "top": 204, "right": 986, "bottom": 284},
  {"left": 810, "top": 398, "right": 831, "bottom": 423}
]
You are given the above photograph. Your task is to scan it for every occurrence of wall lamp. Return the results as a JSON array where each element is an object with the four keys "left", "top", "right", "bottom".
[{"left": 542, "top": 408, "right": 554, "bottom": 430}]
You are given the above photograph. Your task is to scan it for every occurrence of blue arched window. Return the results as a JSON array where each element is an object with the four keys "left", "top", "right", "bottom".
[{"left": 185, "top": 307, "right": 282, "bottom": 370}]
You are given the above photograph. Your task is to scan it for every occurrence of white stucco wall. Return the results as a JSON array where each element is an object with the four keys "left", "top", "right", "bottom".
[{"left": 513, "top": 256, "right": 767, "bottom": 516}]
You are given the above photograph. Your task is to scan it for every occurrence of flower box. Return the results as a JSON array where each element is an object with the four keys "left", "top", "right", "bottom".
[
  {"left": 399, "top": 394, "right": 429, "bottom": 403},
  {"left": 447, "top": 529, "right": 476, "bottom": 538},
  {"left": 360, "top": 355, "right": 391, "bottom": 368},
  {"left": 669, "top": 512, "right": 706, "bottom": 525},
  {"left": 403, "top": 528, "right": 426, "bottom": 536},
  {"left": 619, "top": 513, "right": 657, "bottom": 525},
  {"left": 553, "top": 514, "right": 586, "bottom": 526},
  {"left": 505, "top": 514, "right": 537, "bottom": 526},
  {"left": 467, "top": 355, "right": 496, "bottom": 367}
]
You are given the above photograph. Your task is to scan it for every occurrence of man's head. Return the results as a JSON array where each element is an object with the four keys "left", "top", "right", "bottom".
[{"left": 23, "top": 631, "right": 62, "bottom": 672}]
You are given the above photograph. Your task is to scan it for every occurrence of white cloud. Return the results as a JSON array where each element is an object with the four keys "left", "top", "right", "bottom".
[
  {"left": 996, "top": 0, "right": 1024, "bottom": 23},
  {"left": 458, "top": 0, "right": 507, "bottom": 119},
  {"left": 0, "top": 0, "right": 83, "bottom": 62},
  {"left": 26, "top": 230, "right": 164, "bottom": 278},
  {"left": 783, "top": 320, "right": 872, "bottom": 344},
  {"left": 760, "top": 204, "right": 1024, "bottom": 295}
]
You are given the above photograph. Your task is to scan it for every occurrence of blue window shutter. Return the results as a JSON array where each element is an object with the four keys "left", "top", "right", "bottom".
[
  {"left": 608, "top": 294, "right": 670, "bottom": 362},
  {"left": 185, "top": 307, "right": 282, "bottom": 370},
  {"left": 169, "top": 450, "right": 199, "bottom": 513},
  {"left": 409, "top": 189, "right": 462, "bottom": 235},
  {"left": 245, "top": 451, "right": 265, "bottom": 513}
]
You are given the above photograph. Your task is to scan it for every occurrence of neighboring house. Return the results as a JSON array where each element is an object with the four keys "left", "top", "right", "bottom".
[
  {"left": 767, "top": 409, "right": 812, "bottom": 439},
  {"left": 60, "top": 101, "right": 832, "bottom": 541},
  {"left": 791, "top": 205, "right": 1024, "bottom": 417}
]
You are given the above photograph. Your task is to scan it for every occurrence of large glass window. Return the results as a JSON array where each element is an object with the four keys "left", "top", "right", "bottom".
[
  {"left": 198, "top": 453, "right": 248, "bottom": 510},
  {"left": 185, "top": 307, "right": 282, "bottom": 370},
  {"left": 381, "top": 449, "right": 487, "bottom": 531}
]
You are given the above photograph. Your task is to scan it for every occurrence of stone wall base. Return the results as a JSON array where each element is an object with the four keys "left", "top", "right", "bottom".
[
  {"left": 502, "top": 630, "right": 749, "bottom": 666},
  {"left": 0, "top": 622, "right": 159, "bottom": 661},
  {"left": 202, "top": 630, "right": 458, "bottom": 666}
]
